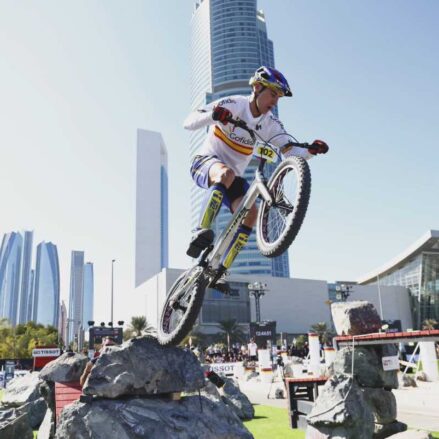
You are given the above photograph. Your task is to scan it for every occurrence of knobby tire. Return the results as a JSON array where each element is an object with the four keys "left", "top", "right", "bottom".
[{"left": 256, "top": 156, "right": 311, "bottom": 257}]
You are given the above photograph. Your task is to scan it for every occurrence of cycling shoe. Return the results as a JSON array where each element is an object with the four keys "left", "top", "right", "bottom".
[{"left": 186, "top": 228, "right": 214, "bottom": 258}]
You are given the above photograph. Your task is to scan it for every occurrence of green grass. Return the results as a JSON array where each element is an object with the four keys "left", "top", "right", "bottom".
[
  {"left": 0, "top": 388, "right": 3, "bottom": 400},
  {"left": 244, "top": 405, "right": 439, "bottom": 439},
  {"left": 244, "top": 405, "right": 305, "bottom": 439}
]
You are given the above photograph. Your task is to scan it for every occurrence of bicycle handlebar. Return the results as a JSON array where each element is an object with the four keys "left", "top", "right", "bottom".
[{"left": 226, "top": 116, "right": 310, "bottom": 150}]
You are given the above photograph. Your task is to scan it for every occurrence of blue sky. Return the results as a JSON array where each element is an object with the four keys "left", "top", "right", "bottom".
[{"left": 1, "top": 1, "right": 438, "bottom": 324}]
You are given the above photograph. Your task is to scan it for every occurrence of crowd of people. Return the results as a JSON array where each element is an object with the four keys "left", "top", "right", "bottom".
[{"left": 189, "top": 338, "right": 310, "bottom": 364}]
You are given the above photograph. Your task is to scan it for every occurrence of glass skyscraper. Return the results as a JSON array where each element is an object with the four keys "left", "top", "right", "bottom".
[
  {"left": 68, "top": 250, "right": 84, "bottom": 344},
  {"left": 18, "top": 231, "right": 33, "bottom": 324},
  {"left": 0, "top": 232, "right": 23, "bottom": 325},
  {"left": 34, "top": 242, "right": 60, "bottom": 327},
  {"left": 190, "top": 0, "right": 289, "bottom": 277},
  {"left": 358, "top": 230, "right": 439, "bottom": 329}
]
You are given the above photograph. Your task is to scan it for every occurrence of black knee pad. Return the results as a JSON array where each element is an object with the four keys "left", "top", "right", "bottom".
[{"left": 225, "top": 177, "right": 249, "bottom": 207}]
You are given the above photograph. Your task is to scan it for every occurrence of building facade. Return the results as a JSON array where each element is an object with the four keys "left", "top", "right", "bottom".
[
  {"left": 358, "top": 230, "right": 439, "bottom": 329},
  {"left": 82, "top": 262, "right": 94, "bottom": 327},
  {"left": 34, "top": 242, "right": 60, "bottom": 327},
  {"left": 0, "top": 232, "right": 23, "bottom": 325},
  {"left": 59, "top": 300, "right": 67, "bottom": 346},
  {"left": 135, "top": 129, "right": 169, "bottom": 287},
  {"left": 68, "top": 251, "right": 85, "bottom": 344},
  {"left": 189, "top": 0, "right": 289, "bottom": 277},
  {"left": 139, "top": 268, "right": 412, "bottom": 337},
  {"left": 17, "top": 231, "right": 33, "bottom": 324}
]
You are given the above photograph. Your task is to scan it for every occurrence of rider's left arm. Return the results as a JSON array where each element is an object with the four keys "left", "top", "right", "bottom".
[
  {"left": 268, "top": 119, "right": 313, "bottom": 160},
  {"left": 280, "top": 142, "right": 313, "bottom": 160}
]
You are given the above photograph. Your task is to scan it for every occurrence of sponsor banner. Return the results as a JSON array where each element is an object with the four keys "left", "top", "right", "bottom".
[
  {"left": 205, "top": 362, "right": 240, "bottom": 376},
  {"left": 249, "top": 321, "right": 276, "bottom": 349},
  {"left": 32, "top": 348, "right": 61, "bottom": 357}
]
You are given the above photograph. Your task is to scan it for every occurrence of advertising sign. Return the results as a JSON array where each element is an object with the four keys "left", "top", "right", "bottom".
[
  {"left": 32, "top": 348, "right": 61, "bottom": 357},
  {"left": 89, "top": 326, "right": 123, "bottom": 348},
  {"left": 249, "top": 321, "right": 276, "bottom": 348},
  {"left": 205, "top": 362, "right": 240, "bottom": 376},
  {"left": 4, "top": 360, "right": 15, "bottom": 387},
  {"left": 382, "top": 356, "right": 400, "bottom": 371}
]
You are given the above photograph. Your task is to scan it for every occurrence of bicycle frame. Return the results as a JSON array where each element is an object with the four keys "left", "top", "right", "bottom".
[{"left": 206, "top": 165, "right": 273, "bottom": 270}]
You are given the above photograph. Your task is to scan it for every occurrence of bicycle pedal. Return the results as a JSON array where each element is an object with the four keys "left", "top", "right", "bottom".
[{"left": 210, "top": 279, "right": 231, "bottom": 295}]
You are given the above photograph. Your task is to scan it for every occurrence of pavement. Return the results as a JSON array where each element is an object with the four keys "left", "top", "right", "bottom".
[{"left": 236, "top": 373, "right": 439, "bottom": 432}]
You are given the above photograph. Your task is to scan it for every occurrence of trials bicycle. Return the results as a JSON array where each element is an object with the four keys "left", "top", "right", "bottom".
[{"left": 158, "top": 118, "right": 313, "bottom": 346}]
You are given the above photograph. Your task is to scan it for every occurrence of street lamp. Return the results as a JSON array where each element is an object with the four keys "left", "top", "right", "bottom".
[
  {"left": 111, "top": 259, "right": 116, "bottom": 324},
  {"left": 335, "top": 284, "right": 353, "bottom": 301},
  {"left": 248, "top": 282, "right": 268, "bottom": 322},
  {"left": 66, "top": 318, "right": 83, "bottom": 351}
]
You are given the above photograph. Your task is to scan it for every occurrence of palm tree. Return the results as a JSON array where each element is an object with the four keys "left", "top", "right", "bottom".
[
  {"left": 422, "top": 319, "right": 438, "bottom": 330},
  {"left": 310, "top": 322, "right": 334, "bottom": 347},
  {"left": 216, "top": 319, "right": 245, "bottom": 350},
  {"left": 128, "top": 316, "right": 155, "bottom": 337}
]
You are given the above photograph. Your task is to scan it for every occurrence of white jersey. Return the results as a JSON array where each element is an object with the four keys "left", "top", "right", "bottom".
[{"left": 183, "top": 95, "right": 311, "bottom": 176}]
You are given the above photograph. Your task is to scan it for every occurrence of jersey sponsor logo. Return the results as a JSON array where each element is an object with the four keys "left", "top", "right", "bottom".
[
  {"left": 269, "top": 115, "right": 285, "bottom": 131},
  {"left": 229, "top": 132, "right": 255, "bottom": 146},
  {"left": 217, "top": 98, "right": 236, "bottom": 106}
]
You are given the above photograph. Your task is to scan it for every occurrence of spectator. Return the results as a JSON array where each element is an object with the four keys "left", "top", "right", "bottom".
[
  {"left": 248, "top": 338, "right": 258, "bottom": 361},
  {"left": 80, "top": 337, "right": 116, "bottom": 386}
]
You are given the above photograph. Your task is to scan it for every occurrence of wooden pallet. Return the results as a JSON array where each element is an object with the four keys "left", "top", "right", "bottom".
[{"left": 55, "top": 381, "right": 82, "bottom": 422}]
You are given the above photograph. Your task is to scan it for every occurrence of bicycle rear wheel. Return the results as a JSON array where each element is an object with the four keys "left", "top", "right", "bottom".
[
  {"left": 157, "top": 266, "right": 208, "bottom": 346},
  {"left": 256, "top": 156, "right": 311, "bottom": 257}
]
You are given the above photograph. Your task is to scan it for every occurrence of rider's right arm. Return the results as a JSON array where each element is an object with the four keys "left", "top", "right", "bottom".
[
  {"left": 183, "top": 107, "right": 215, "bottom": 131},
  {"left": 183, "top": 96, "right": 239, "bottom": 131}
]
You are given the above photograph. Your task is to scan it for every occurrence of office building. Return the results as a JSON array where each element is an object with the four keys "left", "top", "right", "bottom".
[
  {"left": 59, "top": 300, "right": 67, "bottom": 346},
  {"left": 34, "top": 242, "right": 60, "bottom": 327},
  {"left": 0, "top": 232, "right": 23, "bottom": 325},
  {"left": 83, "top": 262, "right": 94, "bottom": 326},
  {"left": 139, "top": 268, "right": 412, "bottom": 336},
  {"left": 17, "top": 231, "right": 33, "bottom": 324},
  {"left": 358, "top": 230, "right": 439, "bottom": 329},
  {"left": 135, "top": 129, "right": 169, "bottom": 287},
  {"left": 68, "top": 251, "right": 85, "bottom": 344},
  {"left": 190, "top": 0, "right": 289, "bottom": 277}
]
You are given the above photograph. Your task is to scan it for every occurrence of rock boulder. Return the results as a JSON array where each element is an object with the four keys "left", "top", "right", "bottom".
[
  {"left": 1, "top": 372, "right": 42, "bottom": 408},
  {"left": 55, "top": 395, "right": 253, "bottom": 439},
  {"left": 307, "top": 374, "right": 374, "bottom": 439},
  {"left": 221, "top": 378, "right": 254, "bottom": 420},
  {"left": 330, "top": 346, "right": 398, "bottom": 389},
  {"left": 331, "top": 301, "right": 382, "bottom": 336},
  {"left": 39, "top": 352, "right": 88, "bottom": 383},
  {"left": 83, "top": 336, "right": 205, "bottom": 398}
]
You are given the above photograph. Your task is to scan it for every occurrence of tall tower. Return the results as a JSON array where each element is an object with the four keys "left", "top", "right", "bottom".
[
  {"left": 34, "top": 242, "right": 60, "bottom": 327},
  {"left": 0, "top": 232, "right": 23, "bottom": 325},
  {"left": 190, "top": 0, "right": 290, "bottom": 277},
  {"left": 135, "top": 129, "right": 169, "bottom": 287},
  {"left": 18, "top": 230, "right": 33, "bottom": 324},
  {"left": 68, "top": 251, "right": 84, "bottom": 344},
  {"left": 82, "top": 262, "right": 94, "bottom": 327}
]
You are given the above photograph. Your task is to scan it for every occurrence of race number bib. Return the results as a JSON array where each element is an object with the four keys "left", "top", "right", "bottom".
[{"left": 254, "top": 143, "right": 277, "bottom": 163}]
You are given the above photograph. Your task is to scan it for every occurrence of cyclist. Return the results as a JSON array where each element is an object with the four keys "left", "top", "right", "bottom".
[{"left": 183, "top": 66, "right": 328, "bottom": 291}]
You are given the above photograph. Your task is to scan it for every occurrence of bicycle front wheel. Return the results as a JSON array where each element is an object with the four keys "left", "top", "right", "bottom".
[
  {"left": 256, "top": 156, "right": 311, "bottom": 257},
  {"left": 157, "top": 266, "right": 208, "bottom": 346}
]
